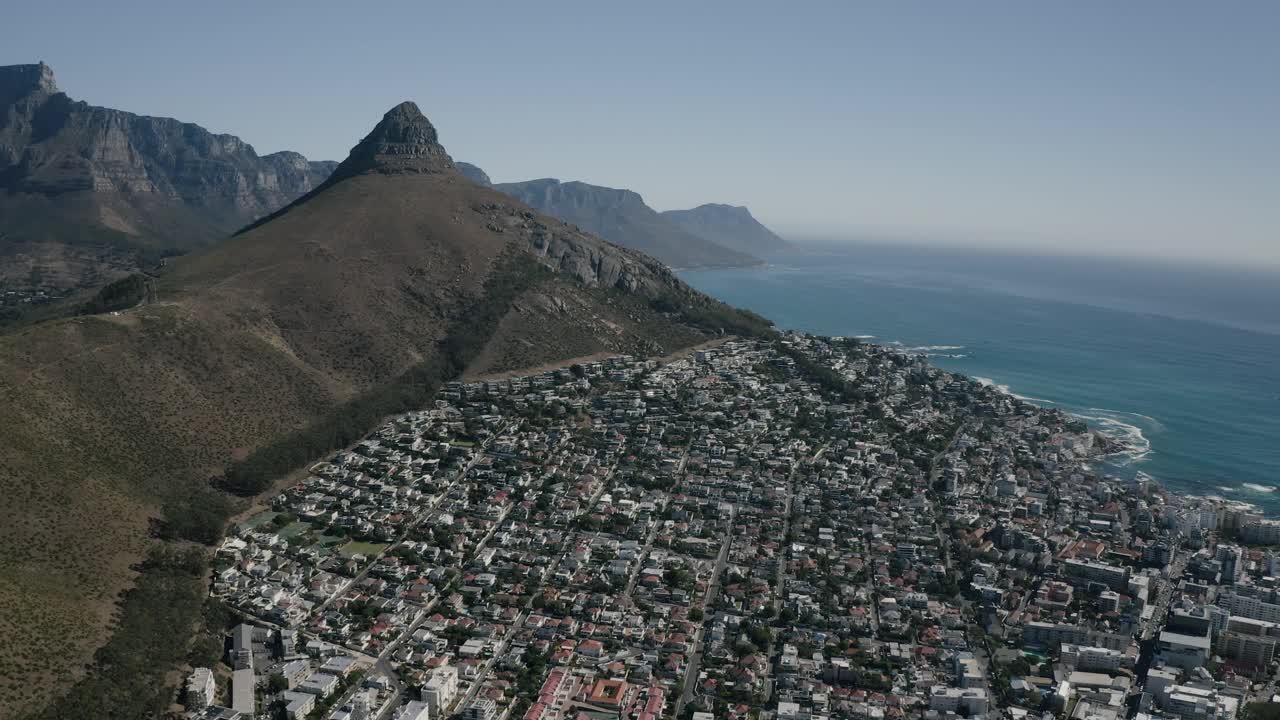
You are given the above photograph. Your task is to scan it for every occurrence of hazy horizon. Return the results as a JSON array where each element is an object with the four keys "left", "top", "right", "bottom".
[
  {"left": 780, "top": 233, "right": 1280, "bottom": 274},
  {"left": 6, "top": 1, "right": 1277, "bottom": 268}
]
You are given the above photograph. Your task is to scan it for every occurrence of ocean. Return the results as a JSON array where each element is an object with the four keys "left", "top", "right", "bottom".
[{"left": 681, "top": 243, "right": 1280, "bottom": 512}]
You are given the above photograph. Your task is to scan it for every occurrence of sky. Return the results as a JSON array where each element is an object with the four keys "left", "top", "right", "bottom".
[{"left": 6, "top": 1, "right": 1279, "bottom": 267}]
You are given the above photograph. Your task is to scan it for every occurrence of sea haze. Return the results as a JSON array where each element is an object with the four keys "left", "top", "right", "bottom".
[{"left": 682, "top": 243, "right": 1280, "bottom": 511}]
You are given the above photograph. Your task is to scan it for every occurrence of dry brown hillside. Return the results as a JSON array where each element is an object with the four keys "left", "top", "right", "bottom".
[{"left": 0, "top": 101, "right": 770, "bottom": 719}]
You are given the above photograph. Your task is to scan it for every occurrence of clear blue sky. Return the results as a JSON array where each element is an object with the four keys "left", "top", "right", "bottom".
[{"left": 7, "top": 1, "right": 1278, "bottom": 266}]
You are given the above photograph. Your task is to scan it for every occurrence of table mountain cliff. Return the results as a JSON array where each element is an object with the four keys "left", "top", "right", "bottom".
[{"left": 0, "top": 62, "right": 336, "bottom": 294}]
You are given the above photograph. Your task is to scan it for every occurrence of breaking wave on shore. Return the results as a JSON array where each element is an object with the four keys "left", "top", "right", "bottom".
[
  {"left": 889, "top": 342, "right": 969, "bottom": 359},
  {"left": 968, "top": 378, "right": 1152, "bottom": 465},
  {"left": 1073, "top": 409, "right": 1154, "bottom": 465},
  {"left": 973, "top": 376, "right": 1058, "bottom": 405}
]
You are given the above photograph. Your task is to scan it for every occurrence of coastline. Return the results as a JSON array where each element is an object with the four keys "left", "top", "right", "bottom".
[
  {"left": 955, "top": 356, "right": 1269, "bottom": 519},
  {"left": 679, "top": 257, "right": 1280, "bottom": 515}
]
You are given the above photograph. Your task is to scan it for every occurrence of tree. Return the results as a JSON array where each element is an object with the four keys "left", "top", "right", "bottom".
[
  {"left": 188, "top": 633, "right": 224, "bottom": 668},
  {"left": 665, "top": 566, "right": 693, "bottom": 590},
  {"left": 1006, "top": 656, "right": 1032, "bottom": 678},
  {"left": 267, "top": 673, "right": 289, "bottom": 693},
  {"left": 1242, "top": 704, "right": 1280, "bottom": 720},
  {"left": 271, "top": 513, "right": 298, "bottom": 529}
]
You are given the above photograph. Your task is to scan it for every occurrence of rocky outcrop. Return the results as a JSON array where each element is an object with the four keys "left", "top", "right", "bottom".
[
  {"left": 493, "top": 178, "right": 761, "bottom": 269},
  {"left": 0, "top": 61, "right": 57, "bottom": 109},
  {"left": 662, "top": 203, "right": 789, "bottom": 256},
  {"left": 327, "top": 101, "right": 454, "bottom": 181},
  {"left": 470, "top": 200, "right": 672, "bottom": 293}
]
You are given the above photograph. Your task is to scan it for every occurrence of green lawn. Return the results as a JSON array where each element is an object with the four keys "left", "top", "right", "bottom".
[
  {"left": 239, "top": 510, "right": 278, "bottom": 531},
  {"left": 338, "top": 541, "right": 387, "bottom": 559},
  {"left": 277, "top": 521, "right": 314, "bottom": 539}
]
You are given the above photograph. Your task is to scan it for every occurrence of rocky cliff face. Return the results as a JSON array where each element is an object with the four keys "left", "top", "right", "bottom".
[
  {"left": 0, "top": 62, "right": 335, "bottom": 214},
  {"left": 0, "top": 62, "right": 336, "bottom": 293},
  {"left": 0, "top": 61, "right": 58, "bottom": 109},
  {"left": 661, "top": 202, "right": 790, "bottom": 255},
  {"left": 494, "top": 178, "right": 761, "bottom": 269},
  {"left": 328, "top": 101, "right": 455, "bottom": 180},
  {"left": 470, "top": 200, "right": 672, "bottom": 294}
]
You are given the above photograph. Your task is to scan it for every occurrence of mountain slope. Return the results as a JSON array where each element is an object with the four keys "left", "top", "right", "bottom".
[
  {"left": 455, "top": 161, "right": 492, "bottom": 186},
  {"left": 0, "top": 62, "right": 336, "bottom": 296},
  {"left": 662, "top": 203, "right": 790, "bottom": 255},
  {"left": 494, "top": 178, "right": 761, "bottom": 269},
  {"left": 0, "top": 101, "right": 770, "bottom": 719}
]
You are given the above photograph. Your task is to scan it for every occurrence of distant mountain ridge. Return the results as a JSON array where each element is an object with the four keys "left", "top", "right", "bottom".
[
  {"left": 662, "top": 203, "right": 789, "bottom": 256},
  {"left": 0, "top": 62, "right": 336, "bottom": 292},
  {"left": 493, "top": 176, "right": 761, "bottom": 269}
]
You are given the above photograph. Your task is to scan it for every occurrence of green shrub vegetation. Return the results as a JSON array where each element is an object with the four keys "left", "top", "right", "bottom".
[
  {"left": 29, "top": 546, "right": 208, "bottom": 720},
  {"left": 158, "top": 485, "right": 238, "bottom": 545},
  {"left": 776, "top": 341, "right": 867, "bottom": 403},
  {"left": 651, "top": 295, "right": 775, "bottom": 338},
  {"left": 79, "top": 274, "right": 149, "bottom": 315}
]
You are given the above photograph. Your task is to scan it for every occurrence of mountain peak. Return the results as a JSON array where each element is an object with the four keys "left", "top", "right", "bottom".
[
  {"left": 0, "top": 61, "right": 59, "bottom": 102},
  {"left": 331, "top": 100, "right": 455, "bottom": 179}
]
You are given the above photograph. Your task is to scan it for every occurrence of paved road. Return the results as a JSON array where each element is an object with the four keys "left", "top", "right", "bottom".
[
  {"left": 620, "top": 518, "right": 662, "bottom": 606},
  {"left": 619, "top": 448, "right": 687, "bottom": 605},
  {"left": 675, "top": 505, "right": 735, "bottom": 716},
  {"left": 928, "top": 422, "right": 967, "bottom": 572},
  {"left": 753, "top": 444, "right": 827, "bottom": 706},
  {"left": 676, "top": 444, "right": 826, "bottom": 716}
]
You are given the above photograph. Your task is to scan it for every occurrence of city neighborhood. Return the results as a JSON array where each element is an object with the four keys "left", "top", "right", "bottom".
[{"left": 187, "top": 334, "right": 1280, "bottom": 720}]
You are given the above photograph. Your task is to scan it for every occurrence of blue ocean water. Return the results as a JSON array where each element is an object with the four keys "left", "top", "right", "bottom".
[{"left": 682, "top": 243, "right": 1280, "bottom": 512}]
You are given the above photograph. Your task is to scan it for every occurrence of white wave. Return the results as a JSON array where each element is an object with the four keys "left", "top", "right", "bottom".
[
  {"left": 1218, "top": 486, "right": 1236, "bottom": 493},
  {"left": 974, "top": 376, "right": 1012, "bottom": 394},
  {"left": 971, "top": 376, "right": 1060, "bottom": 406},
  {"left": 853, "top": 335, "right": 876, "bottom": 340},
  {"left": 1074, "top": 411, "right": 1152, "bottom": 464},
  {"left": 1087, "top": 407, "right": 1166, "bottom": 432},
  {"left": 904, "top": 345, "right": 966, "bottom": 352},
  {"left": 1018, "top": 395, "right": 1057, "bottom": 404},
  {"left": 1242, "top": 483, "right": 1276, "bottom": 493}
]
